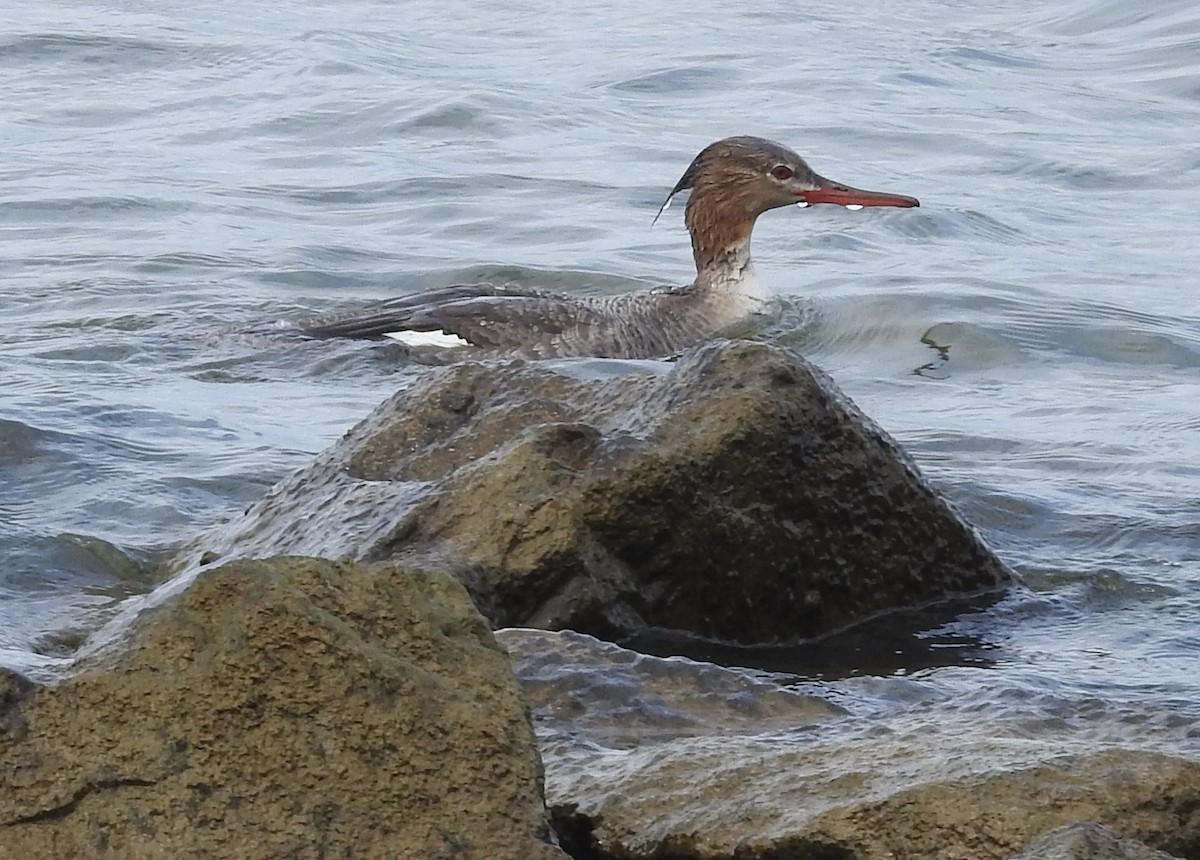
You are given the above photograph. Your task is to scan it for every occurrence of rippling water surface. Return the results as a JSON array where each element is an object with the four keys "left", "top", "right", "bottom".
[{"left": 2, "top": 0, "right": 1200, "bottom": 749}]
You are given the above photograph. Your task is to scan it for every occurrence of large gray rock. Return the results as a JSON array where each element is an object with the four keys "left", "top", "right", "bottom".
[
  {"left": 179, "top": 340, "right": 1011, "bottom": 645},
  {"left": 0, "top": 557, "right": 566, "bottom": 860}
]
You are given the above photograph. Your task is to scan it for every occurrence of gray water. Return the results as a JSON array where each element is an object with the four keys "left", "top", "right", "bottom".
[{"left": 2, "top": 0, "right": 1199, "bottom": 751}]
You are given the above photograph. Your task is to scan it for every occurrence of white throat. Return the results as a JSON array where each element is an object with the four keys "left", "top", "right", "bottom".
[{"left": 699, "top": 240, "right": 771, "bottom": 312}]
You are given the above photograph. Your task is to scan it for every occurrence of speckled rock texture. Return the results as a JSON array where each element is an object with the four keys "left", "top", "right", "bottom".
[
  {"left": 802, "top": 750, "right": 1200, "bottom": 860},
  {"left": 1009, "top": 822, "right": 1185, "bottom": 860},
  {"left": 0, "top": 557, "right": 566, "bottom": 860},
  {"left": 178, "top": 340, "right": 1012, "bottom": 645}
]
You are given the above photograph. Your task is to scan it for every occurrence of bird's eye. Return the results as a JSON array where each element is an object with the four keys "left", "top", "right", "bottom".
[{"left": 770, "top": 164, "right": 794, "bottom": 181}]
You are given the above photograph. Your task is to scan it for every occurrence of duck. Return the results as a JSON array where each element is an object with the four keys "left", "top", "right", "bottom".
[{"left": 294, "top": 136, "right": 919, "bottom": 360}]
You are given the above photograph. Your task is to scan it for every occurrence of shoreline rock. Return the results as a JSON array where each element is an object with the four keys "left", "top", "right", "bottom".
[
  {"left": 501, "top": 628, "right": 1200, "bottom": 860},
  {"left": 175, "top": 340, "right": 1013, "bottom": 646},
  {"left": 5, "top": 336, "right": 1195, "bottom": 860},
  {"left": 0, "top": 558, "right": 566, "bottom": 860}
]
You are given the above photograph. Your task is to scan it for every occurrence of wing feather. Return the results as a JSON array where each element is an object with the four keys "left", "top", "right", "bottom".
[{"left": 297, "top": 283, "right": 606, "bottom": 350}]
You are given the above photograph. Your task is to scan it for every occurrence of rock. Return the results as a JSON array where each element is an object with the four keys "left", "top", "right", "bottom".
[
  {"left": 1010, "top": 822, "right": 1184, "bottom": 860},
  {"left": 0, "top": 557, "right": 566, "bottom": 860},
  {"left": 498, "top": 630, "right": 1200, "bottom": 860},
  {"left": 0, "top": 668, "right": 37, "bottom": 744},
  {"left": 802, "top": 750, "right": 1200, "bottom": 860},
  {"left": 499, "top": 628, "right": 846, "bottom": 751},
  {"left": 547, "top": 744, "right": 1200, "bottom": 860},
  {"left": 176, "top": 340, "right": 1011, "bottom": 646}
]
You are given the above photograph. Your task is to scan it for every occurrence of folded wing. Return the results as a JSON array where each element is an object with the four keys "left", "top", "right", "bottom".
[{"left": 296, "top": 283, "right": 609, "bottom": 353}]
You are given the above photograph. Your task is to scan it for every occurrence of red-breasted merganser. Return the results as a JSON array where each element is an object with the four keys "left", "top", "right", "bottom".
[{"left": 296, "top": 136, "right": 918, "bottom": 359}]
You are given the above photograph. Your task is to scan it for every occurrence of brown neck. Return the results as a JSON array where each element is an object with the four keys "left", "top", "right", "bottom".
[{"left": 684, "top": 182, "right": 759, "bottom": 273}]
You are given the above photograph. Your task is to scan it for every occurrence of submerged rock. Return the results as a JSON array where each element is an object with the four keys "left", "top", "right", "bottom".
[
  {"left": 500, "top": 628, "right": 846, "bottom": 750},
  {"left": 178, "top": 340, "right": 1011, "bottom": 645},
  {"left": 501, "top": 631, "right": 1200, "bottom": 860},
  {"left": 547, "top": 736, "right": 1200, "bottom": 860},
  {"left": 0, "top": 557, "right": 565, "bottom": 860}
]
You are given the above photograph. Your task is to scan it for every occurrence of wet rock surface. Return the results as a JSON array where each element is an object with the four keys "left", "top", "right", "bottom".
[
  {"left": 5, "top": 337, "right": 1191, "bottom": 860},
  {"left": 0, "top": 557, "right": 565, "bottom": 860},
  {"left": 546, "top": 736, "right": 1200, "bottom": 860},
  {"left": 500, "top": 629, "right": 1200, "bottom": 860},
  {"left": 499, "top": 628, "right": 845, "bottom": 751},
  {"left": 796, "top": 750, "right": 1200, "bottom": 860},
  {"left": 179, "top": 340, "right": 1012, "bottom": 645},
  {"left": 1010, "top": 822, "right": 1185, "bottom": 860}
]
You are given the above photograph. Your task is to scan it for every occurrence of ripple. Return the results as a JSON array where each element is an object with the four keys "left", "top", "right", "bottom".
[
  {"left": 1026, "top": 1, "right": 1200, "bottom": 103},
  {"left": 1034, "top": 0, "right": 1195, "bottom": 39},
  {"left": 919, "top": 321, "right": 1029, "bottom": 369},
  {"left": 891, "top": 209, "right": 1034, "bottom": 245},
  {"left": 607, "top": 65, "right": 742, "bottom": 95},
  {"left": 945, "top": 46, "right": 1044, "bottom": 70},
  {"left": 895, "top": 72, "right": 953, "bottom": 88},
  {"left": 394, "top": 99, "right": 506, "bottom": 134},
  {"left": 2, "top": 0, "right": 1200, "bottom": 745},
  {"left": 0, "top": 195, "right": 186, "bottom": 220},
  {"left": 0, "top": 33, "right": 174, "bottom": 68},
  {"left": 998, "top": 157, "right": 1145, "bottom": 190},
  {"left": 0, "top": 418, "right": 73, "bottom": 462}
]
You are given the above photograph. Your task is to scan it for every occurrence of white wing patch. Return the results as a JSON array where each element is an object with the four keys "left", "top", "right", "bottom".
[{"left": 382, "top": 329, "right": 472, "bottom": 349}]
